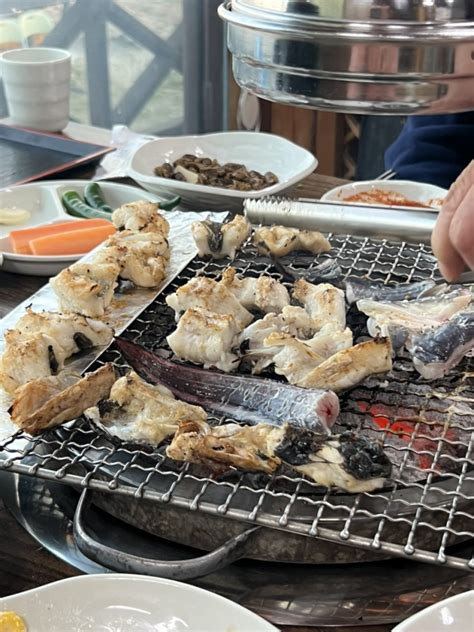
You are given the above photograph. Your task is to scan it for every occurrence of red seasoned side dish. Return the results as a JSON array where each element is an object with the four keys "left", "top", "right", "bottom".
[{"left": 343, "top": 189, "right": 432, "bottom": 208}]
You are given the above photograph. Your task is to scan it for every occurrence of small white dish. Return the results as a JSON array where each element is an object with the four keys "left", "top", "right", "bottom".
[
  {"left": 392, "top": 590, "right": 474, "bottom": 632},
  {"left": 0, "top": 180, "right": 167, "bottom": 276},
  {"left": 128, "top": 131, "right": 318, "bottom": 211},
  {"left": 321, "top": 179, "right": 448, "bottom": 211},
  {"left": 0, "top": 573, "right": 279, "bottom": 632}
]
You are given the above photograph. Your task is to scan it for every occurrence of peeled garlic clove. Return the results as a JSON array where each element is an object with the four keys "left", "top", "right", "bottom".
[
  {"left": 175, "top": 165, "right": 199, "bottom": 184},
  {"left": 0, "top": 208, "right": 31, "bottom": 225}
]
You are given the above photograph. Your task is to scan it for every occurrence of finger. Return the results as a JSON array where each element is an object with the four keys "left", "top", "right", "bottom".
[
  {"left": 432, "top": 161, "right": 474, "bottom": 281},
  {"left": 449, "top": 184, "right": 474, "bottom": 272},
  {"left": 432, "top": 225, "right": 466, "bottom": 282},
  {"left": 443, "top": 160, "right": 474, "bottom": 208},
  {"left": 432, "top": 197, "right": 465, "bottom": 282}
]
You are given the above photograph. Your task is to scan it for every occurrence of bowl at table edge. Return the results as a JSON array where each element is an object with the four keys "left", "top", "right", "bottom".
[
  {"left": 128, "top": 131, "right": 318, "bottom": 211},
  {"left": 392, "top": 590, "right": 474, "bottom": 632},
  {"left": 321, "top": 179, "right": 448, "bottom": 209},
  {"left": 0, "top": 573, "right": 279, "bottom": 632}
]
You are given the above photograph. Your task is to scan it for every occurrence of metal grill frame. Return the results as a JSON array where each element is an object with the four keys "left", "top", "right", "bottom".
[{"left": 1, "top": 233, "right": 473, "bottom": 571}]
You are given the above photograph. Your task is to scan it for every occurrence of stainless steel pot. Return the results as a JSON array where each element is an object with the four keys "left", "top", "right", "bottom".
[{"left": 219, "top": 0, "right": 474, "bottom": 114}]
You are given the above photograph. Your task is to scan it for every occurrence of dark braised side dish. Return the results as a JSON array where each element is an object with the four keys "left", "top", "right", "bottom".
[{"left": 154, "top": 154, "right": 279, "bottom": 191}]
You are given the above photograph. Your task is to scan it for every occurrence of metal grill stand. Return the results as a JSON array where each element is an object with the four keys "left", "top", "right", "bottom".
[{"left": 2, "top": 471, "right": 472, "bottom": 627}]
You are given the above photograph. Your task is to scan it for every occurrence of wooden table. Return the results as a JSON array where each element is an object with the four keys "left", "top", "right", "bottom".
[{"left": 0, "top": 130, "right": 392, "bottom": 632}]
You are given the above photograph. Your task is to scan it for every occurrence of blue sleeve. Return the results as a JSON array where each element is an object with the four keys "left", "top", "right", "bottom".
[{"left": 384, "top": 112, "right": 474, "bottom": 189}]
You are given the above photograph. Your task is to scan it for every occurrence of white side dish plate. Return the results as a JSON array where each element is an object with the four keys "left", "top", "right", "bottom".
[
  {"left": 321, "top": 179, "right": 448, "bottom": 211},
  {"left": 128, "top": 131, "right": 318, "bottom": 211},
  {"left": 392, "top": 590, "right": 474, "bottom": 632},
  {"left": 0, "top": 573, "right": 279, "bottom": 632},
  {"left": 0, "top": 180, "right": 171, "bottom": 276}
]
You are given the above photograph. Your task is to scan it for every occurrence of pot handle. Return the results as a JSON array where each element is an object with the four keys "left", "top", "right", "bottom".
[{"left": 73, "top": 489, "right": 260, "bottom": 580}]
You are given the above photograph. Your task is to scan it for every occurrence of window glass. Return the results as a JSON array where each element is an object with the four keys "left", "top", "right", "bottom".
[{"left": 0, "top": 0, "right": 225, "bottom": 134}]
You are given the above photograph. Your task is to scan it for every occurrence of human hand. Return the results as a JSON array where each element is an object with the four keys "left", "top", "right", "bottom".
[{"left": 431, "top": 160, "right": 474, "bottom": 281}]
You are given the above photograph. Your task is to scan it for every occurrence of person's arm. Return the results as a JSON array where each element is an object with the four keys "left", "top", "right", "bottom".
[
  {"left": 432, "top": 160, "right": 474, "bottom": 281},
  {"left": 385, "top": 112, "right": 474, "bottom": 189}
]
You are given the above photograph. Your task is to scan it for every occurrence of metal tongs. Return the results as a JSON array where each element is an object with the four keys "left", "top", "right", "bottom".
[
  {"left": 449, "top": 270, "right": 474, "bottom": 286},
  {"left": 244, "top": 197, "right": 437, "bottom": 245}
]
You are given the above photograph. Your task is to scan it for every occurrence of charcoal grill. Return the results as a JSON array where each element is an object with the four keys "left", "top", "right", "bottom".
[{"left": 0, "top": 230, "right": 473, "bottom": 593}]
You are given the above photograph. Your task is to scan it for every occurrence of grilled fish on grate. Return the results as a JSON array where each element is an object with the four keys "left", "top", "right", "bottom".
[
  {"left": 116, "top": 337, "right": 339, "bottom": 432},
  {"left": 191, "top": 215, "right": 251, "bottom": 260},
  {"left": 167, "top": 418, "right": 392, "bottom": 493}
]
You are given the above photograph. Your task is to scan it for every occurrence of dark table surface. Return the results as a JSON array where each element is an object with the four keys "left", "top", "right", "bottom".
[{"left": 0, "top": 150, "right": 394, "bottom": 632}]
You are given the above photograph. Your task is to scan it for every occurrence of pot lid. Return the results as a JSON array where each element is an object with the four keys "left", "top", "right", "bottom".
[{"left": 233, "top": 0, "right": 473, "bottom": 23}]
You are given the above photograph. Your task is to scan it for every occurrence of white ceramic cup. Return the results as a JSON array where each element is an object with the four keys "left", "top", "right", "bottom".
[{"left": 0, "top": 47, "right": 71, "bottom": 132}]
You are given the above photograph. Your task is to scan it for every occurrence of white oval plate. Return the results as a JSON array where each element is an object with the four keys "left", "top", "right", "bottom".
[
  {"left": 0, "top": 181, "right": 171, "bottom": 276},
  {"left": 128, "top": 131, "right": 318, "bottom": 212},
  {"left": 321, "top": 179, "right": 448, "bottom": 211},
  {"left": 0, "top": 574, "right": 279, "bottom": 632},
  {"left": 392, "top": 590, "right": 474, "bottom": 632}
]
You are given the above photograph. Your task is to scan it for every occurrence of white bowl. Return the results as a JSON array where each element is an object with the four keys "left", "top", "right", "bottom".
[
  {"left": 321, "top": 179, "right": 448, "bottom": 211},
  {"left": 392, "top": 590, "right": 474, "bottom": 632},
  {"left": 0, "top": 180, "right": 170, "bottom": 276},
  {"left": 0, "top": 574, "right": 279, "bottom": 632},
  {"left": 128, "top": 131, "right": 318, "bottom": 212}
]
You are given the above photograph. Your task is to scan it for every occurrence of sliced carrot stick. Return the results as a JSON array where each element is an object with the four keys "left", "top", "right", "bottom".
[
  {"left": 10, "top": 219, "right": 112, "bottom": 254},
  {"left": 29, "top": 224, "right": 116, "bottom": 256}
]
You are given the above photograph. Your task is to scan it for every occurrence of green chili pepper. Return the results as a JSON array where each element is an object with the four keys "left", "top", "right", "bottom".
[
  {"left": 84, "top": 182, "right": 114, "bottom": 213},
  {"left": 62, "top": 191, "right": 112, "bottom": 220},
  {"left": 157, "top": 195, "right": 181, "bottom": 211}
]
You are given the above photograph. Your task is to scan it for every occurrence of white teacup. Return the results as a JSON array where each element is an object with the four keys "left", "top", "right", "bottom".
[{"left": 0, "top": 47, "right": 71, "bottom": 132}]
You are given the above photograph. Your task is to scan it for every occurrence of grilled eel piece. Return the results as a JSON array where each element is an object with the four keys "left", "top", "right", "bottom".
[
  {"left": 10, "top": 364, "right": 116, "bottom": 435},
  {"left": 298, "top": 337, "right": 393, "bottom": 392},
  {"left": 50, "top": 261, "right": 120, "bottom": 318},
  {"left": 0, "top": 310, "right": 113, "bottom": 395},
  {"left": 167, "top": 419, "right": 392, "bottom": 493},
  {"left": 85, "top": 371, "right": 207, "bottom": 447},
  {"left": 112, "top": 201, "right": 170, "bottom": 236},
  {"left": 253, "top": 225, "right": 331, "bottom": 257},
  {"left": 191, "top": 215, "right": 251, "bottom": 260}
]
